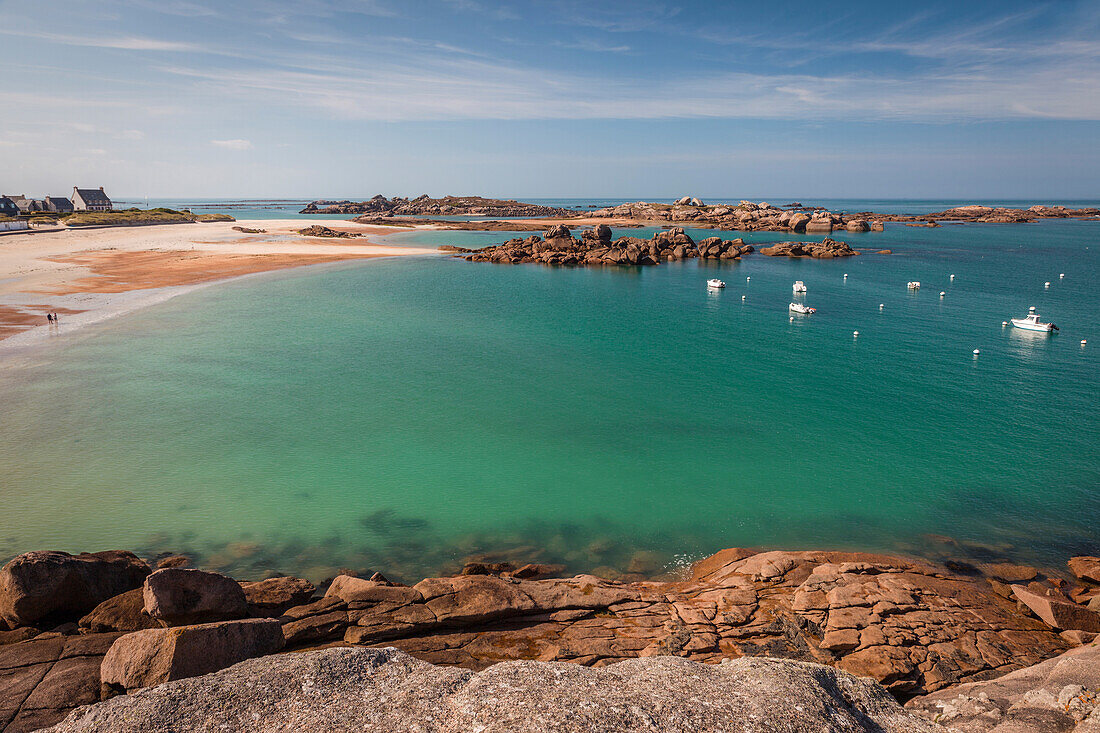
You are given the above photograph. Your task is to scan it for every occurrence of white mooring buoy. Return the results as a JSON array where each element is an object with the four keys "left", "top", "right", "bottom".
[
  {"left": 939, "top": 291, "right": 946, "bottom": 297},
  {"left": 741, "top": 295, "right": 746, "bottom": 301},
  {"left": 789, "top": 316, "right": 794, "bottom": 322},
  {"left": 973, "top": 349, "right": 980, "bottom": 355},
  {"left": 1060, "top": 273, "right": 1065, "bottom": 279},
  {"left": 879, "top": 304, "right": 884, "bottom": 310},
  {"left": 1082, "top": 340, "right": 1088, "bottom": 346},
  {"left": 844, "top": 273, "right": 848, "bottom": 278},
  {"left": 1045, "top": 282, "right": 1051, "bottom": 288},
  {"left": 746, "top": 276, "right": 750, "bottom": 282},
  {"left": 1002, "top": 321, "right": 1008, "bottom": 327},
  {"left": 853, "top": 330, "right": 859, "bottom": 337},
  {"left": 950, "top": 274, "right": 955, "bottom": 281}
]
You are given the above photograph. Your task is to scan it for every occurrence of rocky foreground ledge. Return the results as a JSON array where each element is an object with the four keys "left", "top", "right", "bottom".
[{"left": 2, "top": 548, "right": 1099, "bottom": 731}]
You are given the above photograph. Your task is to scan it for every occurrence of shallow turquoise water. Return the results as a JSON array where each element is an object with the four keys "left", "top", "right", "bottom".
[{"left": 1, "top": 221, "right": 1097, "bottom": 581}]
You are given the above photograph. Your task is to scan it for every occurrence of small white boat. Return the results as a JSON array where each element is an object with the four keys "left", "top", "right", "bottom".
[
  {"left": 789, "top": 302, "right": 816, "bottom": 314},
  {"left": 1010, "top": 308, "right": 1058, "bottom": 333},
  {"left": 707, "top": 278, "right": 725, "bottom": 289},
  {"left": 792, "top": 281, "right": 807, "bottom": 293},
  {"left": 907, "top": 281, "right": 921, "bottom": 290}
]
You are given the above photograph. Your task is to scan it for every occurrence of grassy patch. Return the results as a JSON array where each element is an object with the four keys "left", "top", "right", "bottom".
[
  {"left": 195, "top": 213, "right": 236, "bottom": 222},
  {"left": 64, "top": 207, "right": 199, "bottom": 227}
]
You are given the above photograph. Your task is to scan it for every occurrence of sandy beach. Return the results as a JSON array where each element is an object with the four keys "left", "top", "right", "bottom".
[{"left": 0, "top": 219, "right": 437, "bottom": 352}]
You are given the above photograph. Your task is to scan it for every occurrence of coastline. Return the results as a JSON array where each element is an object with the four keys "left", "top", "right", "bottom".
[
  {"left": 0, "top": 219, "right": 439, "bottom": 360},
  {"left": 2, "top": 544, "right": 1098, "bottom": 731}
]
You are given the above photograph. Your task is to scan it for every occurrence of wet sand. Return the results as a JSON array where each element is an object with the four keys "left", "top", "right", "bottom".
[{"left": 0, "top": 219, "right": 437, "bottom": 349}]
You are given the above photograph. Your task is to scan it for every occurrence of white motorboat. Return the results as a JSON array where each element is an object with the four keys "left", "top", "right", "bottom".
[
  {"left": 907, "top": 281, "right": 921, "bottom": 290},
  {"left": 707, "top": 278, "right": 725, "bottom": 289},
  {"left": 792, "top": 281, "right": 807, "bottom": 293},
  {"left": 789, "top": 302, "right": 816, "bottom": 314},
  {"left": 1010, "top": 308, "right": 1058, "bottom": 333}
]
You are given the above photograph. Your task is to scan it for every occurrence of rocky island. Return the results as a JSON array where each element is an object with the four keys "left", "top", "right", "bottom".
[
  {"left": 299, "top": 195, "right": 576, "bottom": 218},
  {"left": 447, "top": 224, "right": 858, "bottom": 266},
  {"left": 299, "top": 196, "right": 1100, "bottom": 235},
  {"left": 2, "top": 546, "right": 1099, "bottom": 731}
]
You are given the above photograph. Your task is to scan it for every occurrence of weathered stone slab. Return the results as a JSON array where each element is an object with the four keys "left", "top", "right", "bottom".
[
  {"left": 44, "top": 647, "right": 943, "bottom": 732},
  {"left": 1012, "top": 586, "right": 1100, "bottom": 632},
  {"left": 100, "top": 618, "right": 284, "bottom": 693}
]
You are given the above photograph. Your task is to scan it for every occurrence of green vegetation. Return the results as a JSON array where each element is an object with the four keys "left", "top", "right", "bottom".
[
  {"left": 63, "top": 207, "right": 230, "bottom": 227},
  {"left": 195, "top": 213, "right": 236, "bottom": 222}
]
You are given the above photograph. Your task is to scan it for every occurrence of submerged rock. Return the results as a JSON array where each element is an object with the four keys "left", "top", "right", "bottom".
[{"left": 46, "top": 647, "right": 942, "bottom": 732}]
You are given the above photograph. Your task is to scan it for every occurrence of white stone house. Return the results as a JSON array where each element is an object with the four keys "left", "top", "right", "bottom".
[{"left": 72, "top": 187, "right": 112, "bottom": 211}]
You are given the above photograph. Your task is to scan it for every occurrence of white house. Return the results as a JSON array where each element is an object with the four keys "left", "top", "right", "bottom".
[{"left": 72, "top": 187, "right": 112, "bottom": 211}]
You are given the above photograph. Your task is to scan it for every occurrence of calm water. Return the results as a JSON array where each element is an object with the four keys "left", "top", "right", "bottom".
[
  {"left": 1, "top": 220, "right": 1098, "bottom": 581},
  {"left": 116, "top": 198, "right": 1100, "bottom": 220}
]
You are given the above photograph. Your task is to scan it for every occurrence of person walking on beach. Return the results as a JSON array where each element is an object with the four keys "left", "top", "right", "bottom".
[{"left": 46, "top": 313, "right": 53, "bottom": 324}]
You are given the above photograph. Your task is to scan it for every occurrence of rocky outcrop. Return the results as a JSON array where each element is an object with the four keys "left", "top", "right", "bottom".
[
  {"left": 78, "top": 590, "right": 159, "bottom": 634},
  {"left": 142, "top": 569, "right": 247, "bottom": 625},
  {"left": 587, "top": 200, "right": 876, "bottom": 233},
  {"left": 303, "top": 195, "right": 576, "bottom": 218},
  {"left": 45, "top": 646, "right": 942, "bottom": 733},
  {"left": 99, "top": 618, "right": 284, "bottom": 695},
  {"left": 1069, "top": 556, "right": 1100, "bottom": 585},
  {"left": 0, "top": 552, "right": 150, "bottom": 629},
  {"left": 262, "top": 549, "right": 1073, "bottom": 698},
  {"left": 296, "top": 225, "right": 362, "bottom": 238},
  {"left": 759, "top": 238, "right": 859, "bottom": 258},
  {"left": 1012, "top": 586, "right": 1100, "bottom": 632},
  {"left": 459, "top": 226, "right": 759, "bottom": 267},
  {"left": 907, "top": 642, "right": 1100, "bottom": 731},
  {"left": 2, "top": 546, "right": 1093, "bottom": 731},
  {"left": 241, "top": 577, "right": 315, "bottom": 617}
]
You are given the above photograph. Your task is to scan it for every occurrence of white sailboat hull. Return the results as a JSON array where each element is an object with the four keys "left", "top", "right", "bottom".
[{"left": 1010, "top": 319, "right": 1053, "bottom": 332}]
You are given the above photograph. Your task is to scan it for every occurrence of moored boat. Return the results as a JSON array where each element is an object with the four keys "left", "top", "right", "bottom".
[
  {"left": 1010, "top": 307, "right": 1058, "bottom": 333},
  {"left": 706, "top": 278, "right": 725, "bottom": 289},
  {"left": 907, "top": 281, "right": 920, "bottom": 290},
  {"left": 789, "top": 302, "right": 815, "bottom": 314},
  {"left": 792, "top": 281, "right": 806, "bottom": 293}
]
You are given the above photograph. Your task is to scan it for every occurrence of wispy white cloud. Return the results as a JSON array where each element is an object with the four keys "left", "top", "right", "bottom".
[
  {"left": 0, "top": 28, "right": 199, "bottom": 51},
  {"left": 211, "top": 139, "right": 254, "bottom": 150},
  {"left": 156, "top": 54, "right": 1100, "bottom": 123}
]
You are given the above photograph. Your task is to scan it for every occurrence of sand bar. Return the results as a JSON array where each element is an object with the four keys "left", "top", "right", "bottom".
[{"left": 0, "top": 219, "right": 438, "bottom": 354}]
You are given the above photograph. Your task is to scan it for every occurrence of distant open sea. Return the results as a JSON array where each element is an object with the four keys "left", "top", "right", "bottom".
[
  {"left": 114, "top": 197, "right": 1100, "bottom": 220},
  {"left": 0, "top": 204, "right": 1097, "bottom": 582}
]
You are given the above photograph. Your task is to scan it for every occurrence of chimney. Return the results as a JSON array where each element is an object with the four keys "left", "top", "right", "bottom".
[{"left": 99, "top": 186, "right": 104, "bottom": 191}]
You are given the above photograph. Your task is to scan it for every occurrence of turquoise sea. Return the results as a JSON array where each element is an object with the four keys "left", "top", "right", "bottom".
[{"left": 1, "top": 210, "right": 1098, "bottom": 582}]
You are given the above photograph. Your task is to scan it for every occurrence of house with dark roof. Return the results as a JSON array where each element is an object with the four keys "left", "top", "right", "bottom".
[
  {"left": 72, "top": 187, "right": 112, "bottom": 211},
  {"left": 5, "top": 194, "right": 43, "bottom": 213},
  {"left": 43, "top": 196, "right": 74, "bottom": 213},
  {"left": 0, "top": 197, "right": 19, "bottom": 216}
]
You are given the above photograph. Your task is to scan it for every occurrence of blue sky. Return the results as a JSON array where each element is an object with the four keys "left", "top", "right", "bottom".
[{"left": 1, "top": 0, "right": 1098, "bottom": 199}]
